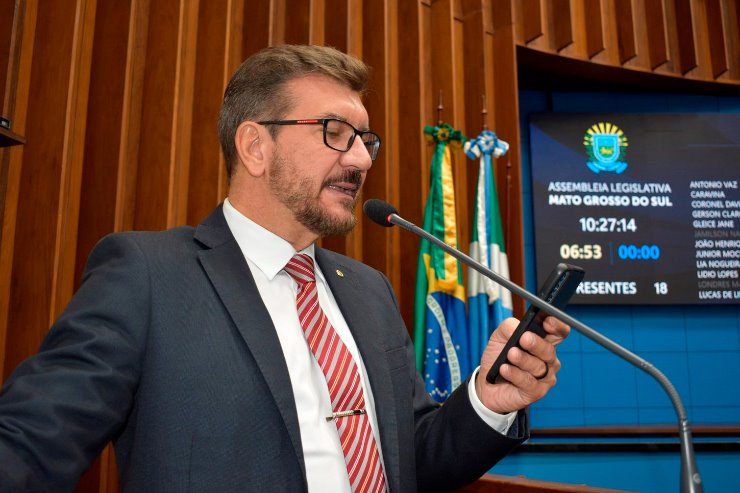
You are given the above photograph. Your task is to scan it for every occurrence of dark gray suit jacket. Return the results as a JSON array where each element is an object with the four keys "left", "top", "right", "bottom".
[{"left": 0, "top": 206, "right": 527, "bottom": 492}]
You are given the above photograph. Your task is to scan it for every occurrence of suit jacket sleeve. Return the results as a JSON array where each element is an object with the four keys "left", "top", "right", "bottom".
[
  {"left": 377, "top": 274, "right": 528, "bottom": 493},
  {"left": 0, "top": 234, "right": 149, "bottom": 491}
]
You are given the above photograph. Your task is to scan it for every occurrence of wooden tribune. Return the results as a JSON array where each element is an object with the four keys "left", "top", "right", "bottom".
[{"left": 456, "top": 474, "right": 637, "bottom": 493}]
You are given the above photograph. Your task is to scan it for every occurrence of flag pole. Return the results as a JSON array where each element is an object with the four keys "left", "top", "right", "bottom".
[
  {"left": 481, "top": 94, "right": 488, "bottom": 131},
  {"left": 437, "top": 90, "right": 444, "bottom": 126}
]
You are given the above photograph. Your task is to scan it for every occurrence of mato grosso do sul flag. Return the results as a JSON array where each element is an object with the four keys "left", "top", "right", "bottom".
[
  {"left": 464, "top": 129, "right": 513, "bottom": 364},
  {"left": 413, "top": 123, "right": 472, "bottom": 403}
]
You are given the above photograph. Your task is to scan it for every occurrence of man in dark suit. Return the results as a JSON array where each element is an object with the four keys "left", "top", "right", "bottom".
[{"left": 0, "top": 45, "right": 568, "bottom": 492}]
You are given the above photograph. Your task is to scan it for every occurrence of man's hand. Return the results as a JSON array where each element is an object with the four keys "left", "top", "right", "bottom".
[{"left": 475, "top": 317, "right": 570, "bottom": 414}]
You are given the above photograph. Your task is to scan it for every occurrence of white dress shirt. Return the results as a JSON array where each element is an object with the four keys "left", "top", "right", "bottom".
[{"left": 222, "top": 199, "right": 515, "bottom": 492}]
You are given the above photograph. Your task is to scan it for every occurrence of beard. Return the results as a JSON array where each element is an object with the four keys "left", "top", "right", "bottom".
[{"left": 268, "top": 151, "right": 363, "bottom": 237}]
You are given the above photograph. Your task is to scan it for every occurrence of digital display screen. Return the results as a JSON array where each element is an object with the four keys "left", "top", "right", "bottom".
[{"left": 529, "top": 113, "right": 740, "bottom": 305}]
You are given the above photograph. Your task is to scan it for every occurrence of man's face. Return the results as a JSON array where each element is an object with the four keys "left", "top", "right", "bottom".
[{"left": 265, "top": 74, "right": 374, "bottom": 238}]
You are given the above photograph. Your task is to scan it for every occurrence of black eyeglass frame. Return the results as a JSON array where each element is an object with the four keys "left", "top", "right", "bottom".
[{"left": 257, "top": 118, "right": 381, "bottom": 161}]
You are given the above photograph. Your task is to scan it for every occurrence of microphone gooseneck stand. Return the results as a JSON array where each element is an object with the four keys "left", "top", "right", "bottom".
[{"left": 366, "top": 200, "right": 703, "bottom": 493}]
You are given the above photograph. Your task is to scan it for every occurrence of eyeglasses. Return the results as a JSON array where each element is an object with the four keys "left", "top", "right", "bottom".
[{"left": 257, "top": 118, "right": 381, "bottom": 161}]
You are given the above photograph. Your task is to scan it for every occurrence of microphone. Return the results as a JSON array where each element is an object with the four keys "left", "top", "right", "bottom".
[
  {"left": 363, "top": 198, "right": 398, "bottom": 227},
  {"left": 363, "top": 198, "right": 703, "bottom": 493}
]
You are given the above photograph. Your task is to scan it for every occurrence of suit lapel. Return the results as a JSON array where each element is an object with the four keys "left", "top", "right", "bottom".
[
  {"left": 194, "top": 207, "right": 306, "bottom": 478},
  {"left": 192, "top": 208, "right": 402, "bottom": 491},
  {"left": 316, "top": 248, "right": 402, "bottom": 493}
]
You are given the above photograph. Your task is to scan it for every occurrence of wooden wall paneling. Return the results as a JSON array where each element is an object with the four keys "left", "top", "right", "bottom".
[
  {"left": 461, "top": 0, "right": 497, "bottom": 288},
  {"left": 0, "top": 0, "right": 16, "bottom": 105},
  {"left": 70, "top": 12, "right": 123, "bottom": 472},
  {"left": 613, "top": 0, "right": 637, "bottom": 64},
  {"left": 315, "top": 8, "right": 346, "bottom": 256},
  {"left": 284, "top": 0, "right": 311, "bottom": 44},
  {"left": 549, "top": 0, "right": 573, "bottom": 52},
  {"left": 562, "top": 0, "right": 584, "bottom": 59},
  {"left": 0, "top": 0, "right": 36, "bottom": 382},
  {"left": 427, "top": 0, "right": 461, "bottom": 195},
  {"left": 0, "top": 0, "right": 23, "bottom": 243},
  {"left": 114, "top": 0, "right": 150, "bottom": 233},
  {"left": 218, "top": 0, "right": 244, "bottom": 207},
  {"left": 165, "top": 0, "right": 198, "bottom": 227},
  {"left": 490, "top": 0, "right": 525, "bottom": 314},
  {"left": 2, "top": 0, "right": 92, "bottom": 378},
  {"left": 308, "top": 0, "right": 325, "bottom": 45},
  {"left": 420, "top": 0, "right": 432, "bottom": 206},
  {"left": 318, "top": 0, "right": 363, "bottom": 259},
  {"left": 642, "top": 0, "right": 668, "bottom": 70},
  {"left": 674, "top": 0, "right": 698, "bottom": 75},
  {"left": 514, "top": 0, "right": 544, "bottom": 45},
  {"left": 394, "top": 0, "right": 426, "bottom": 329},
  {"left": 386, "top": 0, "right": 400, "bottom": 277},
  {"left": 309, "top": 0, "right": 348, "bottom": 259},
  {"left": 660, "top": 0, "right": 678, "bottom": 75},
  {"left": 220, "top": 0, "right": 245, "bottom": 203},
  {"left": 74, "top": 444, "right": 119, "bottom": 493},
  {"left": 629, "top": 0, "right": 657, "bottom": 71},
  {"left": 0, "top": 0, "right": 17, "bottom": 292},
  {"left": 560, "top": 1, "right": 584, "bottom": 59},
  {"left": 186, "top": 0, "right": 243, "bottom": 227},
  {"left": 583, "top": 0, "right": 605, "bottom": 58},
  {"left": 97, "top": 447, "right": 119, "bottom": 493},
  {"left": 358, "top": 0, "right": 400, "bottom": 284},
  {"left": 49, "top": 0, "right": 97, "bottom": 325},
  {"left": 77, "top": 3, "right": 154, "bottom": 489},
  {"left": 242, "top": 0, "right": 270, "bottom": 58},
  {"left": 346, "top": 0, "right": 363, "bottom": 58},
  {"left": 721, "top": 0, "right": 740, "bottom": 80},
  {"left": 131, "top": 0, "right": 189, "bottom": 231},
  {"left": 424, "top": 0, "right": 469, "bottom": 255},
  {"left": 591, "top": 0, "right": 620, "bottom": 65},
  {"left": 461, "top": 0, "right": 492, "bottom": 167},
  {"left": 268, "top": 0, "right": 287, "bottom": 45},
  {"left": 81, "top": 2, "right": 197, "bottom": 488},
  {"left": 561, "top": 0, "right": 603, "bottom": 60},
  {"left": 663, "top": 0, "right": 697, "bottom": 75},
  {"left": 688, "top": 0, "right": 712, "bottom": 80},
  {"left": 324, "top": 0, "right": 349, "bottom": 51},
  {"left": 74, "top": 0, "right": 132, "bottom": 289},
  {"left": 511, "top": 0, "right": 739, "bottom": 84},
  {"left": 453, "top": 4, "right": 471, "bottom": 253},
  {"left": 704, "top": 0, "right": 728, "bottom": 79},
  {"left": 481, "top": 0, "right": 496, "bottom": 132},
  {"left": 343, "top": 0, "right": 364, "bottom": 263},
  {"left": 97, "top": 0, "right": 149, "bottom": 486}
]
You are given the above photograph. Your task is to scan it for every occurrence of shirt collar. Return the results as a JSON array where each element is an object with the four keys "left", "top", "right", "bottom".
[{"left": 222, "top": 198, "right": 319, "bottom": 281}]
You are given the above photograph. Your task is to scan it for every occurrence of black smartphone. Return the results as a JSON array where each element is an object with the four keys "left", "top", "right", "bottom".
[{"left": 485, "top": 263, "right": 585, "bottom": 384}]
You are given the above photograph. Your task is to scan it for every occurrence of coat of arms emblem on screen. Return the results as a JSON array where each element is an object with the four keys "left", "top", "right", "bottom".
[{"left": 583, "top": 122, "right": 629, "bottom": 174}]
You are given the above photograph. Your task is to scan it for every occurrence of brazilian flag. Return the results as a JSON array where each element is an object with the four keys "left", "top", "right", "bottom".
[{"left": 413, "top": 123, "right": 471, "bottom": 402}]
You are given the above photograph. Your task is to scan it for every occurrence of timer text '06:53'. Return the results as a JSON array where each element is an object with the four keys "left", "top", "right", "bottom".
[{"left": 560, "top": 244, "right": 603, "bottom": 260}]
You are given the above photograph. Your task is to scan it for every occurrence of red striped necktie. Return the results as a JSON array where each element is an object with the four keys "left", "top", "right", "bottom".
[{"left": 284, "top": 253, "right": 387, "bottom": 493}]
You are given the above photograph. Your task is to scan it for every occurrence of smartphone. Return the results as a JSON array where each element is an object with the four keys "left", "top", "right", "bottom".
[{"left": 485, "top": 263, "right": 585, "bottom": 384}]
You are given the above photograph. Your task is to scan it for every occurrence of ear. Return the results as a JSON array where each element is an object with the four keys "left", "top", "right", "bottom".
[{"left": 234, "top": 121, "right": 268, "bottom": 177}]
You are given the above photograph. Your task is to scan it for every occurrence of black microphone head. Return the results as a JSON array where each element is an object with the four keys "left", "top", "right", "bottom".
[{"left": 363, "top": 199, "right": 398, "bottom": 227}]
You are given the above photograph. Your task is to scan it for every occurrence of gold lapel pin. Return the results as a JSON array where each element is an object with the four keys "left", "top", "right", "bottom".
[{"left": 335, "top": 269, "right": 345, "bottom": 278}]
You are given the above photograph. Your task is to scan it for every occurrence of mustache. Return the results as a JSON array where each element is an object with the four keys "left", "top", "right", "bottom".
[{"left": 323, "top": 169, "right": 364, "bottom": 188}]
